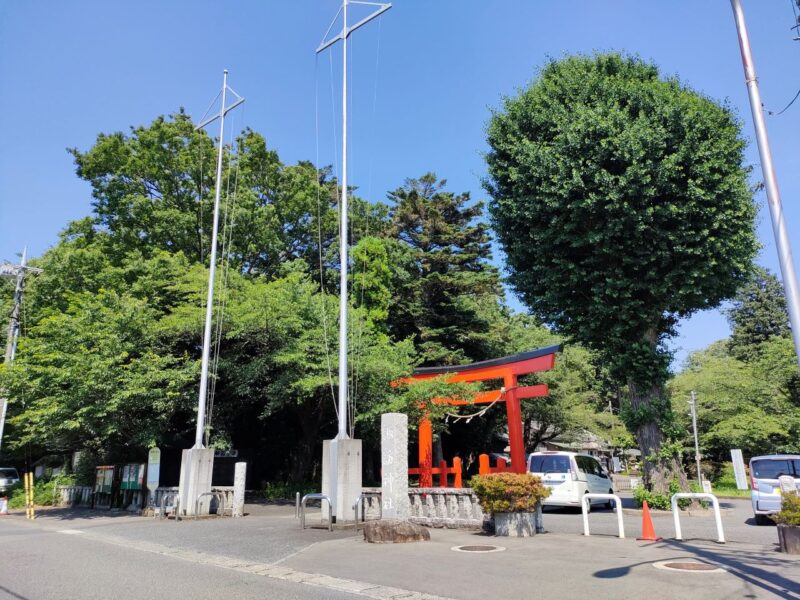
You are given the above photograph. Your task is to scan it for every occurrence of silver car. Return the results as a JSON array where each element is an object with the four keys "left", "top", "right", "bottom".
[
  {"left": 750, "top": 454, "right": 800, "bottom": 525},
  {"left": 0, "top": 467, "right": 20, "bottom": 493}
]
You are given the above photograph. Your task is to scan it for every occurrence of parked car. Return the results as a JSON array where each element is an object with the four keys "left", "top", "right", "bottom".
[
  {"left": 0, "top": 467, "right": 20, "bottom": 493},
  {"left": 750, "top": 454, "right": 800, "bottom": 525},
  {"left": 528, "top": 451, "right": 614, "bottom": 511}
]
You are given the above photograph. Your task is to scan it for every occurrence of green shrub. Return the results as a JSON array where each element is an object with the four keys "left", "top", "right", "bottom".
[
  {"left": 6, "top": 475, "right": 77, "bottom": 509},
  {"left": 263, "top": 481, "right": 319, "bottom": 502},
  {"left": 632, "top": 478, "right": 690, "bottom": 510},
  {"left": 468, "top": 473, "right": 550, "bottom": 513},
  {"left": 772, "top": 492, "right": 800, "bottom": 527}
]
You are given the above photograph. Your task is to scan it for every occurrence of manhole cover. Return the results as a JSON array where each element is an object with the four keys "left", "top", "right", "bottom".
[
  {"left": 451, "top": 545, "right": 506, "bottom": 553},
  {"left": 653, "top": 560, "right": 725, "bottom": 574}
]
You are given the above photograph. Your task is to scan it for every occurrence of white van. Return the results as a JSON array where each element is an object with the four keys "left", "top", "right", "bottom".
[{"left": 528, "top": 451, "right": 615, "bottom": 511}]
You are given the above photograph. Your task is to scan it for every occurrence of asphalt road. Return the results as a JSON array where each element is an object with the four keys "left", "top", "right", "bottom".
[
  {"left": 1, "top": 498, "right": 795, "bottom": 600},
  {"left": 0, "top": 517, "right": 360, "bottom": 600}
]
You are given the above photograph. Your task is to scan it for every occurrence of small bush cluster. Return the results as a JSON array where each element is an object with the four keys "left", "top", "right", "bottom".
[
  {"left": 6, "top": 475, "right": 77, "bottom": 509},
  {"left": 772, "top": 493, "right": 800, "bottom": 527},
  {"left": 469, "top": 472, "right": 550, "bottom": 513},
  {"left": 263, "top": 481, "right": 319, "bottom": 502},
  {"left": 633, "top": 478, "right": 691, "bottom": 510}
]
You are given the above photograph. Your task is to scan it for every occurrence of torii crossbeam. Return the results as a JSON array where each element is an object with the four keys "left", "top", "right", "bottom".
[{"left": 402, "top": 344, "right": 561, "bottom": 486}]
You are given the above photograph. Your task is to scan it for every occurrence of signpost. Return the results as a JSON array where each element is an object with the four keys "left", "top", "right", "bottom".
[
  {"left": 147, "top": 447, "right": 161, "bottom": 494},
  {"left": 731, "top": 449, "right": 748, "bottom": 490}
]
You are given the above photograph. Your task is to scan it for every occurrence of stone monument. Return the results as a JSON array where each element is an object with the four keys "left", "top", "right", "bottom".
[
  {"left": 232, "top": 461, "right": 246, "bottom": 518},
  {"left": 381, "top": 413, "right": 410, "bottom": 519}
]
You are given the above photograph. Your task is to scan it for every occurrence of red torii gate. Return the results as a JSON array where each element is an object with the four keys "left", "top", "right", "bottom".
[{"left": 402, "top": 345, "right": 561, "bottom": 486}]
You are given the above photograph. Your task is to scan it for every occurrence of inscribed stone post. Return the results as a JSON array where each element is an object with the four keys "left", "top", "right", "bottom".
[
  {"left": 381, "top": 413, "right": 409, "bottom": 519},
  {"left": 232, "top": 462, "right": 246, "bottom": 518}
]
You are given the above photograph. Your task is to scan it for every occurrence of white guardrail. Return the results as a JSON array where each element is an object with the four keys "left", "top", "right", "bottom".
[
  {"left": 671, "top": 492, "right": 725, "bottom": 544},
  {"left": 581, "top": 493, "right": 624, "bottom": 539}
]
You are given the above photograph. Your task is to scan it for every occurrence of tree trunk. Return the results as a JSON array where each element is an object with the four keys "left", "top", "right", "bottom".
[{"left": 628, "top": 379, "right": 689, "bottom": 495}]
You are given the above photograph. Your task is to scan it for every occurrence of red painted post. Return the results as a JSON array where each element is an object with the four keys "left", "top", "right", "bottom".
[
  {"left": 439, "top": 460, "right": 448, "bottom": 488},
  {"left": 453, "top": 457, "right": 462, "bottom": 487},
  {"left": 418, "top": 417, "right": 433, "bottom": 487},
  {"left": 478, "top": 453, "right": 490, "bottom": 475},
  {"left": 504, "top": 373, "right": 526, "bottom": 474},
  {"left": 497, "top": 457, "right": 507, "bottom": 473}
]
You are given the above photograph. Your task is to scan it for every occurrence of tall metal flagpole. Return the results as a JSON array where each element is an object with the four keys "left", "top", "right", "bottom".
[
  {"left": 730, "top": 0, "right": 800, "bottom": 369},
  {"left": 338, "top": 0, "right": 350, "bottom": 441},
  {"left": 193, "top": 70, "right": 245, "bottom": 448},
  {"left": 316, "top": 0, "right": 391, "bottom": 521},
  {"left": 317, "top": 0, "right": 391, "bottom": 440}
]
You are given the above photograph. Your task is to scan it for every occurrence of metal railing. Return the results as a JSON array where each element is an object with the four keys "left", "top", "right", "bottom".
[
  {"left": 352, "top": 491, "right": 382, "bottom": 536},
  {"left": 195, "top": 491, "right": 227, "bottom": 520},
  {"left": 671, "top": 492, "right": 725, "bottom": 543},
  {"left": 300, "top": 493, "right": 333, "bottom": 531},
  {"left": 581, "top": 493, "right": 624, "bottom": 539},
  {"left": 159, "top": 493, "right": 180, "bottom": 521}
]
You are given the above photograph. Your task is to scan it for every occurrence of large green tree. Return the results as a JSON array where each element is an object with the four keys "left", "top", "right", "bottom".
[
  {"left": 485, "top": 53, "right": 758, "bottom": 490},
  {"left": 726, "top": 266, "right": 790, "bottom": 362},
  {"left": 385, "top": 174, "right": 502, "bottom": 365},
  {"left": 670, "top": 340, "right": 800, "bottom": 461}
]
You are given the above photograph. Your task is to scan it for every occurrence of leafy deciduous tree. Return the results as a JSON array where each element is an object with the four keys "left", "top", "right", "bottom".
[{"left": 485, "top": 53, "right": 758, "bottom": 490}]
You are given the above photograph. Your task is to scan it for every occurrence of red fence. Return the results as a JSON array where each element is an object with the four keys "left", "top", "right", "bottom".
[
  {"left": 409, "top": 457, "right": 462, "bottom": 488},
  {"left": 477, "top": 453, "right": 508, "bottom": 475}
]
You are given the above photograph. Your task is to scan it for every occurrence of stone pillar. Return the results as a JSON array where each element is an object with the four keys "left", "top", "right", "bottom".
[
  {"left": 232, "top": 462, "right": 246, "bottom": 518},
  {"left": 381, "top": 413, "right": 410, "bottom": 519}
]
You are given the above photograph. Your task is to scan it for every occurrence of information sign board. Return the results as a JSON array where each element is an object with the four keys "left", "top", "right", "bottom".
[
  {"left": 146, "top": 448, "right": 161, "bottom": 493},
  {"left": 731, "top": 449, "right": 748, "bottom": 490},
  {"left": 121, "top": 465, "right": 130, "bottom": 490},
  {"left": 94, "top": 466, "right": 114, "bottom": 494}
]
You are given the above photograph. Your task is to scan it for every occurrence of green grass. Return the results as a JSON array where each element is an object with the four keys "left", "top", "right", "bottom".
[
  {"left": 711, "top": 486, "right": 749, "bottom": 497},
  {"left": 712, "top": 462, "right": 750, "bottom": 497}
]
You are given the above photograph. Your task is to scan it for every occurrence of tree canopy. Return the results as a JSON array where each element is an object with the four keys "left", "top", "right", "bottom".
[
  {"left": 485, "top": 53, "right": 758, "bottom": 489},
  {"left": 1, "top": 111, "right": 626, "bottom": 483},
  {"left": 726, "top": 266, "right": 790, "bottom": 362}
]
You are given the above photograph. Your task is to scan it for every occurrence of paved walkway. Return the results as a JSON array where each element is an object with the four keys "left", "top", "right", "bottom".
[{"left": 2, "top": 500, "right": 798, "bottom": 600}]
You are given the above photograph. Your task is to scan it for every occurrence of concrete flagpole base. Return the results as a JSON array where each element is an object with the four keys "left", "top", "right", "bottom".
[
  {"left": 178, "top": 448, "right": 214, "bottom": 517},
  {"left": 322, "top": 439, "right": 362, "bottom": 523}
]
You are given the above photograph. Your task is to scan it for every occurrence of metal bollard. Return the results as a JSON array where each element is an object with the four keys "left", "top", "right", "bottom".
[
  {"left": 671, "top": 493, "right": 725, "bottom": 543},
  {"left": 300, "top": 493, "right": 333, "bottom": 532},
  {"left": 581, "top": 493, "right": 624, "bottom": 538}
]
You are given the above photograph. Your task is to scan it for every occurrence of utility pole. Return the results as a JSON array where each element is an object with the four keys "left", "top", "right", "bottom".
[
  {"left": 316, "top": 0, "right": 391, "bottom": 522},
  {"left": 730, "top": 0, "right": 800, "bottom": 369},
  {"left": 688, "top": 391, "right": 702, "bottom": 486},
  {"left": 0, "top": 249, "right": 42, "bottom": 453}
]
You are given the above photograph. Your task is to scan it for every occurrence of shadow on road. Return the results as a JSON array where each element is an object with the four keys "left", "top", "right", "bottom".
[{"left": 591, "top": 539, "right": 800, "bottom": 599}]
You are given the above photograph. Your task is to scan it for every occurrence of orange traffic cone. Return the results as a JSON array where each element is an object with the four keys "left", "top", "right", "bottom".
[{"left": 637, "top": 500, "right": 662, "bottom": 541}]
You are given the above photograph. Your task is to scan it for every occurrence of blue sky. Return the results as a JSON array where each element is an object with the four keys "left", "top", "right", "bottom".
[{"left": 1, "top": 1, "right": 799, "bottom": 370}]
